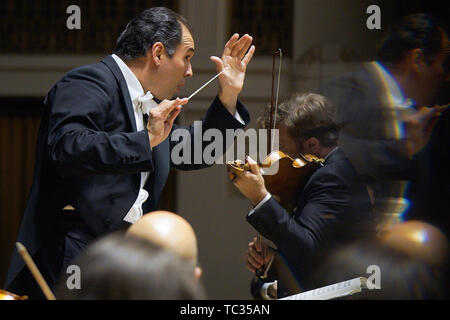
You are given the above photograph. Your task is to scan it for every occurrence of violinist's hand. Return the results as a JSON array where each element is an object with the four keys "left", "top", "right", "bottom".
[
  {"left": 210, "top": 34, "right": 255, "bottom": 115},
  {"left": 246, "top": 237, "right": 274, "bottom": 273},
  {"left": 230, "top": 156, "right": 268, "bottom": 206}
]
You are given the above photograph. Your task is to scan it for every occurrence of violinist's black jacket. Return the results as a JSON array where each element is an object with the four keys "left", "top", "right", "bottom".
[{"left": 247, "top": 148, "right": 374, "bottom": 297}]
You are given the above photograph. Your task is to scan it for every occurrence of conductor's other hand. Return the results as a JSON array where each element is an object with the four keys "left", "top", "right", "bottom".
[
  {"left": 147, "top": 98, "right": 188, "bottom": 148},
  {"left": 210, "top": 33, "right": 255, "bottom": 114}
]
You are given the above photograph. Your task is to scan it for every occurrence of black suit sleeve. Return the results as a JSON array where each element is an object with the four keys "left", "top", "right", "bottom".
[
  {"left": 247, "top": 169, "right": 351, "bottom": 269},
  {"left": 46, "top": 68, "right": 154, "bottom": 177},
  {"left": 169, "top": 95, "right": 250, "bottom": 170}
]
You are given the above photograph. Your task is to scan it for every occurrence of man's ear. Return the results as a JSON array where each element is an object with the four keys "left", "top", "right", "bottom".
[
  {"left": 410, "top": 48, "right": 426, "bottom": 73},
  {"left": 150, "top": 42, "right": 165, "bottom": 66},
  {"left": 194, "top": 266, "right": 202, "bottom": 281},
  {"left": 302, "top": 137, "right": 320, "bottom": 156}
]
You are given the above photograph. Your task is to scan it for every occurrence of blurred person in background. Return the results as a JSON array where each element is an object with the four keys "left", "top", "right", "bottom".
[
  {"left": 321, "top": 13, "right": 449, "bottom": 235},
  {"left": 311, "top": 220, "right": 448, "bottom": 299}
]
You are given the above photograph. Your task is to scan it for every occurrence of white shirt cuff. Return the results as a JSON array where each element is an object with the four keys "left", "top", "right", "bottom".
[{"left": 248, "top": 193, "right": 272, "bottom": 217}]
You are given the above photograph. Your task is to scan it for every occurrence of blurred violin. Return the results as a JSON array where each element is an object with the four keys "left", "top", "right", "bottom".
[{"left": 0, "top": 290, "right": 28, "bottom": 300}]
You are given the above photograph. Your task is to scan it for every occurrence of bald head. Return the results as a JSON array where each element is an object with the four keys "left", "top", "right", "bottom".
[
  {"left": 126, "top": 211, "right": 198, "bottom": 264},
  {"left": 380, "top": 220, "right": 449, "bottom": 267}
]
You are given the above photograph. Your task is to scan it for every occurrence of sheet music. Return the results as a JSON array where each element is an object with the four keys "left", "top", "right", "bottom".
[{"left": 280, "top": 277, "right": 367, "bottom": 300}]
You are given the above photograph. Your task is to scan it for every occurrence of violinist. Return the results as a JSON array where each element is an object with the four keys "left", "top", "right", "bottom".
[{"left": 230, "top": 93, "right": 375, "bottom": 298}]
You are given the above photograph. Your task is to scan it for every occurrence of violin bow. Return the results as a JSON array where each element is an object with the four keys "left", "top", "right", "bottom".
[
  {"left": 269, "top": 48, "right": 283, "bottom": 152},
  {"left": 256, "top": 48, "right": 283, "bottom": 279},
  {"left": 16, "top": 242, "right": 56, "bottom": 300}
]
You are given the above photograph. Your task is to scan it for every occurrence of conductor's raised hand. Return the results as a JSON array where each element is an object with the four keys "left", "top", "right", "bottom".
[
  {"left": 210, "top": 33, "right": 255, "bottom": 113},
  {"left": 146, "top": 98, "right": 188, "bottom": 148}
]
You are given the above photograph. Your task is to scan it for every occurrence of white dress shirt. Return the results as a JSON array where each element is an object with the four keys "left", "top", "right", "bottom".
[
  {"left": 372, "top": 61, "right": 415, "bottom": 139},
  {"left": 112, "top": 54, "right": 156, "bottom": 223},
  {"left": 370, "top": 61, "right": 413, "bottom": 215}
]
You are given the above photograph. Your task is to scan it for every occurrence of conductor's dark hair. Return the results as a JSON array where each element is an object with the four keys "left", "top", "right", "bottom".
[
  {"left": 378, "top": 13, "right": 447, "bottom": 65},
  {"left": 55, "top": 232, "right": 206, "bottom": 300},
  {"left": 113, "top": 7, "right": 191, "bottom": 60}
]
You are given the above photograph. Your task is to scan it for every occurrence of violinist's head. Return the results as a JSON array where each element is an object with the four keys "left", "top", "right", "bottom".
[
  {"left": 126, "top": 210, "right": 202, "bottom": 281},
  {"left": 258, "top": 93, "right": 339, "bottom": 159}
]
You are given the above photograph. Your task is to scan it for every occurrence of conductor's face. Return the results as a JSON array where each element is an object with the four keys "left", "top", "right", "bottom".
[{"left": 157, "top": 23, "right": 195, "bottom": 100}]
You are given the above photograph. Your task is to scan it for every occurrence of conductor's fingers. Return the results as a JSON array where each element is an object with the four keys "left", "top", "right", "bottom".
[
  {"left": 242, "top": 45, "right": 256, "bottom": 66},
  {"left": 166, "top": 106, "right": 182, "bottom": 127},
  {"left": 223, "top": 33, "right": 239, "bottom": 57},
  {"left": 159, "top": 98, "right": 188, "bottom": 117}
]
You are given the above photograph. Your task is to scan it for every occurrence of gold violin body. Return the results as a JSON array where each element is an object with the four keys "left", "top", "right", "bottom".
[{"left": 227, "top": 151, "right": 324, "bottom": 209}]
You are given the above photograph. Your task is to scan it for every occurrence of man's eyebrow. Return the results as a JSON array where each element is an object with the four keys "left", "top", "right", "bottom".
[{"left": 187, "top": 47, "right": 195, "bottom": 54}]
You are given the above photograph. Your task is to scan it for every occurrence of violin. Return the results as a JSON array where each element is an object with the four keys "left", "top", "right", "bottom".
[
  {"left": 227, "top": 151, "right": 323, "bottom": 209},
  {"left": 227, "top": 48, "right": 324, "bottom": 209},
  {"left": 0, "top": 289, "right": 28, "bottom": 300},
  {"left": 227, "top": 49, "right": 325, "bottom": 292}
]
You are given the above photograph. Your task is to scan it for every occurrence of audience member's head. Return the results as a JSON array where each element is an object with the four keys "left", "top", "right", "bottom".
[
  {"left": 310, "top": 221, "right": 448, "bottom": 299},
  {"left": 126, "top": 210, "right": 202, "bottom": 280},
  {"left": 379, "top": 220, "right": 449, "bottom": 267},
  {"left": 55, "top": 233, "right": 206, "bottom": 300}
]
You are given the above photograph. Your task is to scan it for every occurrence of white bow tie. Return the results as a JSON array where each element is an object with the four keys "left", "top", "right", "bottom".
[{"left": 136, "top": 91, "right": 155, "bottom": 115}]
